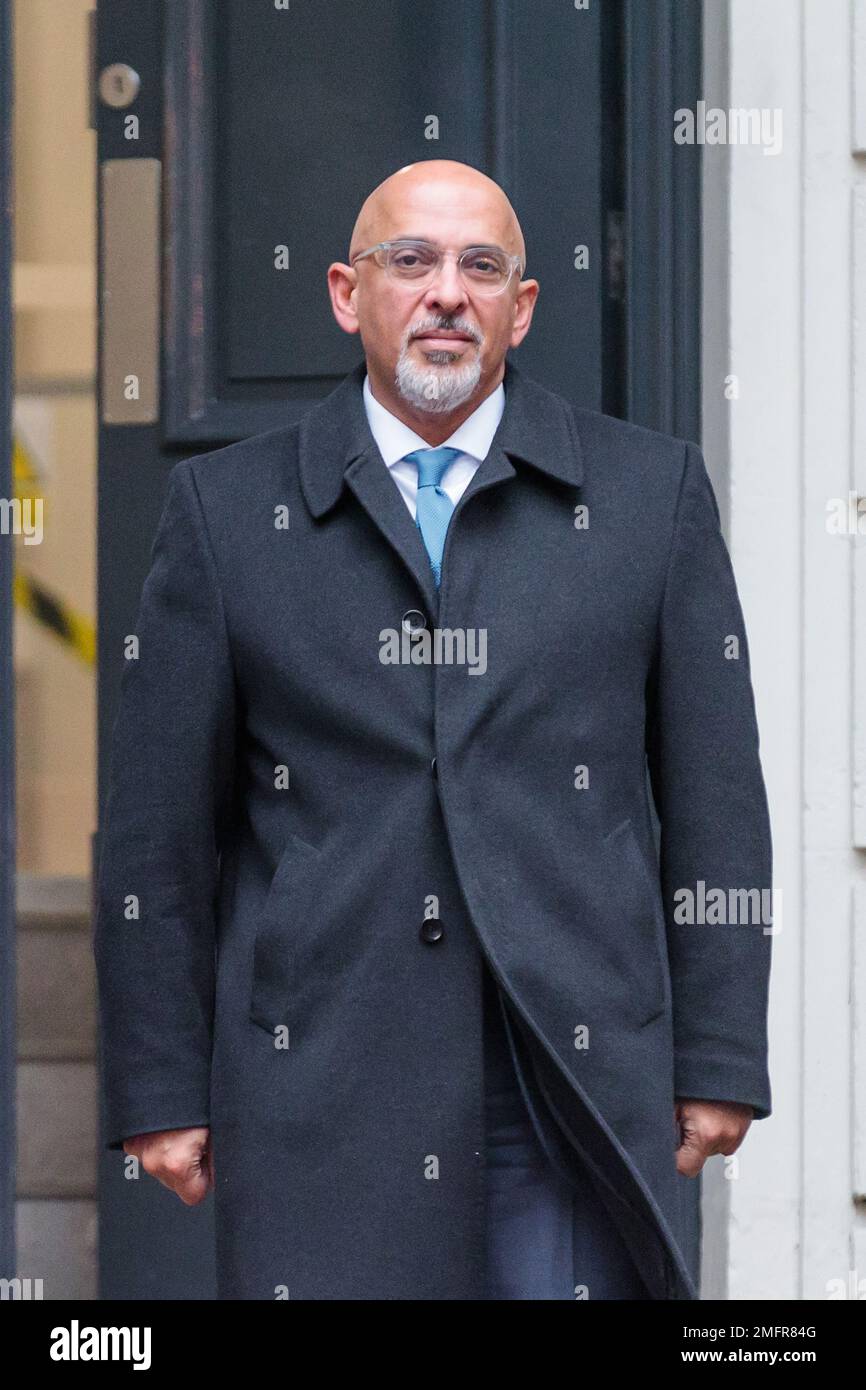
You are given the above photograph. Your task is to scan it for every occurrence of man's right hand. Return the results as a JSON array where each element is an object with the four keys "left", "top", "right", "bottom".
[{"left": 122, "top": 1127, "right": 213, "bottom": 1205}]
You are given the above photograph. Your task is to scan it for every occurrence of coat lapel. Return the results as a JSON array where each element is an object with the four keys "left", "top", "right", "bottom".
[
  {"left": 297, "top": 356, "right": 585, "bottom": 616},
  {"left": 344, "top": 443, "right": 441, "bottom": 619}
]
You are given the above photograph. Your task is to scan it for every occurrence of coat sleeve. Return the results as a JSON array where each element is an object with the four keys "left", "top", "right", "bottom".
[
  {"left": 645, "top": 441, "right": 773, "bottom": 1120},
  {"left": 93, "top": 459, "right": 237, "bottom": 1151}
]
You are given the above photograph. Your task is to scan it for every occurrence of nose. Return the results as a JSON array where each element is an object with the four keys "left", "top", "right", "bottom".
[{"left": 422, "top": 254, "right": 468, "bottom": 313}]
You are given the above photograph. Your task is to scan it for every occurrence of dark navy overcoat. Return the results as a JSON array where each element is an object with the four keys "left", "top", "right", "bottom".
[{"left": 94, "top": 357, "right": 773, "bottom": 1300}]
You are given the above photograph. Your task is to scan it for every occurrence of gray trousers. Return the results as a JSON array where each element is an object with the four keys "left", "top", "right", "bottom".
[{"left": 483, "top": 963, "right": 650, "bottom": 1301}]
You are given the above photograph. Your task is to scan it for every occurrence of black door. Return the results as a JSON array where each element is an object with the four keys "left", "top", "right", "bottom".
[{"left": 95, "top": 0, "right": 701, "bottom": 1299}]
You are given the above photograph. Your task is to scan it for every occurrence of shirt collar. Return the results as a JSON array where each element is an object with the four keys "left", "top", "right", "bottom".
[{"left": 362, "top": 372, "right": 506, "bottom": 468}]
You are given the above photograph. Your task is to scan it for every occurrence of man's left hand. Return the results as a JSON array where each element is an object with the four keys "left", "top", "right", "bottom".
[{"left": 674, "top": 1098, "right": 754, "bottom": 1177}]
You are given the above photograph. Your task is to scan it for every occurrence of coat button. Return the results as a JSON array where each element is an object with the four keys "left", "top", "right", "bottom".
[
  {"left": 420, "top": 918, "right": 444, "bottom": 944},
  {"left": 431, "top": 756, "right": 438, "bottom": 780},
  {"left": 402, "top": 609, "right": 427, "bottom": 635}
]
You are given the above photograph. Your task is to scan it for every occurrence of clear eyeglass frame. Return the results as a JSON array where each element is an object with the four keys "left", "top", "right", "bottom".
[{"left": 349, "top": 239, "right": 525, "bottom": 297}]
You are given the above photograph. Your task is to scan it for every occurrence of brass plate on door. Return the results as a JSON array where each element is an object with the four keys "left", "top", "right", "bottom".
[{"left": 100, "top": 159, "right": 160, "bottom": 425}]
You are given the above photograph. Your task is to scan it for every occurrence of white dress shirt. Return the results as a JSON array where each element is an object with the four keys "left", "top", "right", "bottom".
[{"left": 362, "top": 373, "right": 506, "bottom": 520}]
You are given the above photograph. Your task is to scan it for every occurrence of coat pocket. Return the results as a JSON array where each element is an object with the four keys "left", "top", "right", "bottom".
[
  {"left": 249, "top": 833, "right": 323, "bottom": 1035},
  {"left": 600, "top": 816, "right": 672, "bottom": 1026}
]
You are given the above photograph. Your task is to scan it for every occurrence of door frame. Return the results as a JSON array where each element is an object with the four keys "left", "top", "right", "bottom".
[
  {"left": 0, "top": 0, "right": 16, "bottom": 1284},
  {"left": 624, "top": 0, "right": 703, "bottom": 443}
]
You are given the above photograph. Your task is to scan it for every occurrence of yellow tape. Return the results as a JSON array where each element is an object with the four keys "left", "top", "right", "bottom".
[{"left": 11, "top": 438, "right": 94, "bottom": 666}]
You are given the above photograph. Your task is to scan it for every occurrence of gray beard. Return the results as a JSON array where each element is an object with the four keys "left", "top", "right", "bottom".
[{"left": 395, "top": 346, "right": 483, "bottom": 415}]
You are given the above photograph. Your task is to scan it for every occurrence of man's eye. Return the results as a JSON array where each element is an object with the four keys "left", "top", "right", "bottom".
[
  {"left": 392, "top": 246, "right": 436, "bottom": 271},
  {"left": 465, "top": 254, "right": 502, "bottom": 275}
]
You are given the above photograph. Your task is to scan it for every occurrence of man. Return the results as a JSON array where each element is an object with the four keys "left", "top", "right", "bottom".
[{"left": 94, "top": 159, "right": 773, "bottom": 1301}]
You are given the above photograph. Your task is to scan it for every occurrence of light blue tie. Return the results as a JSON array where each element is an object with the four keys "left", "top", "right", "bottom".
[{"left": 403, "top": 447, "right": 462, "bottom": 587}]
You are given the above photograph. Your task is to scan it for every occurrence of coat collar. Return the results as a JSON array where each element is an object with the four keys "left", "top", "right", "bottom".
[{"left": 297, "top": 356, "right": 584, "bottom": 521}]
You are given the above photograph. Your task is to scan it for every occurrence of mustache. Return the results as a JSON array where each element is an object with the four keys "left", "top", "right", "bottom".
[{"left": 407, "top": 317, "right": 483, "bottom": 345}]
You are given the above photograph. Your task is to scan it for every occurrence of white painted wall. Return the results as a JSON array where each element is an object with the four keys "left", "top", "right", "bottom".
[{"left": 700, "top": 0, "right": 866, "bottom": 1300}]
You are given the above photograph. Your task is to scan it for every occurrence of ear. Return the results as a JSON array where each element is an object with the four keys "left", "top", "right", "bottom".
[
  {"left": 510, "top": 278, "right": 539, "bottom": 349},
  {"left": 327, "top": 262, "right": 361, "bottom": 336}
]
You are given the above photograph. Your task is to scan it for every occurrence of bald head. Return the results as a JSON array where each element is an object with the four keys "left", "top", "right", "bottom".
[{"left": 348, "top": 160, "right": 526, "bottom": 271}]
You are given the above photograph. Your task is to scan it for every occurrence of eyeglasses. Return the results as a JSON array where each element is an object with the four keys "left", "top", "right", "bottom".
[{"left": 349, "top": 239, "right": 524, "bottom": 296}]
